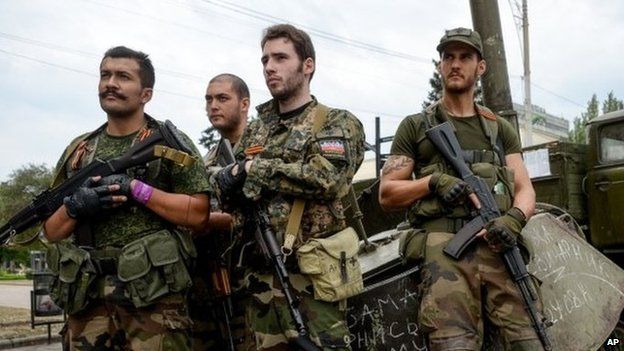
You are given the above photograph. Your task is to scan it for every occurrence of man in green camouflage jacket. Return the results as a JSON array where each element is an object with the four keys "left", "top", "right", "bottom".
[
  {"left": 379, "top": 28, "right": 542, "bottom": 350},
  {"left": 43, "top": 46, "right": 210, "bottom": 350},
  {"left": 214, "top": 24, "right": 365, "bottom": 350}
]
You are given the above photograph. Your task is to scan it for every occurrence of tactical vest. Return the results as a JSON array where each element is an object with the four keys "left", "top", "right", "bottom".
[
  {"left": 47, "top": 115, "right": 198, "bottom": 313},
  {"left": 407, "top": 101, "right": 516, "bottom": 232},
  {"left": 53, "top": 115, "right": 164, "bottom": 189}
]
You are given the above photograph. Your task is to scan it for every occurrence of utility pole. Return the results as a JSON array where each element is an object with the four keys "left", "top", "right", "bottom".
[
  {"left": 469, "top": 0, "right": 519, "bottom": 134},
  {"left": 522, "top": 0, "right": 533, "bottom": 146}
]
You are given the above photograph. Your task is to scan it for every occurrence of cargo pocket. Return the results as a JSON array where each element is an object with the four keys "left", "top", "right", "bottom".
[
  {"left": 119, "top": 230, "right": 193, "bottom": 308},
  {"left": 399, "top": 228, "right": 428, "bottom": 263},
  {"left": 144, "top": 231, "right": 192, "bottom": 294},
  {"left": 50, "top": 244, "right": 94, "bottom": 315},
  {"left": 118, "top": 241, "right": 164, "bottom": 308}
]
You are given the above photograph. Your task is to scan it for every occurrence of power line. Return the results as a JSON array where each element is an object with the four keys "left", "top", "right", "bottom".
[
  {"left": 0, "top": 48, "right": 197, "bottom": 100},
  {"left": 199, "top": 0, "right": 430, "bottom": 64},
  {"left": 509, "top": 75, "right": 584, "bottom": 107}
]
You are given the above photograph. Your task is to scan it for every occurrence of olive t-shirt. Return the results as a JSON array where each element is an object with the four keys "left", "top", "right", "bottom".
[{"left": 390, "top": 109, "right": 521, "bottom": 171}]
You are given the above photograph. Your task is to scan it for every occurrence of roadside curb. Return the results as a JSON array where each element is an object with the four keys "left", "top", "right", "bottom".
[{"left": 0, "top": 334, "right": 61, "bottom": 350}]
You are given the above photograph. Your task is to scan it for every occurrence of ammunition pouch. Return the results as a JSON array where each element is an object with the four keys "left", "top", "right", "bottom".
[
  {"left": 117, "top": 229, "right": 194, "bottom": 308},
  {"left": 296, "top": 227, "right": 363, "bottom": 302},
  {"left": 47, "top": 243, "right": 97, "bottom": 315},
  {"left": 408, "top": 162, "right": 515, "bottom": 227}
]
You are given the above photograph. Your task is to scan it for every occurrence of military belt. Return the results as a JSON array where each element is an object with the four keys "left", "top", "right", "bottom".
[{"left": 419, "top": 217, "right": 469, "bottom": 234}]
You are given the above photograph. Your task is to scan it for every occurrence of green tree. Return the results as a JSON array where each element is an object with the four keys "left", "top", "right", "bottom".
[
  {"left": 602, "top": 91, "right": 624, "bottom": 114},
  {"left": 0, "top": 163, "right": 53, "bottom": 270},
  {"left": 198, "top": 126, "right": 219, "bottom": 151},
  {"left": 569, "top": 94, "right": 600, "bottom": 144},
  {"left": 423, "top": 59, "right": 443, "bottom": 109}
]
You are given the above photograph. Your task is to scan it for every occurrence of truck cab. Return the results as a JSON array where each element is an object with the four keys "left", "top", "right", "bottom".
[{"left": 586, "top": 109, "right": 624, "bottom": 261}]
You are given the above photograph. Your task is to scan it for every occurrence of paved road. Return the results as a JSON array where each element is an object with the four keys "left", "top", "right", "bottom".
[
  {"left": 10, "top": 342, "right": 61, "bottom": 351},
  {"left": 0, "top": 281, "right": 32, "bottom": 309}
]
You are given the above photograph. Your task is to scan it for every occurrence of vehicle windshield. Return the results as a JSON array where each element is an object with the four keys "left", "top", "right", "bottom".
[{"left": 600, "top": 122, "right": 624, "bottom": 163}]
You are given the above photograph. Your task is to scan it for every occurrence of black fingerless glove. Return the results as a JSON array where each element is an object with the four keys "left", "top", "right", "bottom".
[
  {"left": 215, "top": 159, "right": 248, "bottom": 198},
  {"left": 63, "top": 177, "right": 115, "bottom": 219}
]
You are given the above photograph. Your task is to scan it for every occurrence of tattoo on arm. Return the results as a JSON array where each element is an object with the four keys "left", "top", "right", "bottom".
[{"left": 382, "top": 155, "right": 414, "bottom": 176}]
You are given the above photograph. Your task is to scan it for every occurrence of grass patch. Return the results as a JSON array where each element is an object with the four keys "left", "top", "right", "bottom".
[{"left": 0, "top": 273, "right": 28, "bottom": 280}]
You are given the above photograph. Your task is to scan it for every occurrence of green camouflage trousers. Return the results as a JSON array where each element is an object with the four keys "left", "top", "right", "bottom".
[
  {"left": 419, "top": 232, "right": 543, "bottom": 351},
  {"left": 239, "top": 271, "right": 351, "bottom": 350},
  {"left": 66, "top": 275, "right": 192, "bottom": 351}
]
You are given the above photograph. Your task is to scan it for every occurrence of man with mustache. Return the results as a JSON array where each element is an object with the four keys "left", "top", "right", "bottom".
[
  {"left": 43, "top": 46, "right": 210, "bottom": 350},
  {"left": 213, "top": 24, "right": 365, "bottom": 350},
  {"left": 191, "top": 73, "right": 250, "bottom": 350},
  {"left": 379, "top": 28, "right": 541, "bottom": 350}
]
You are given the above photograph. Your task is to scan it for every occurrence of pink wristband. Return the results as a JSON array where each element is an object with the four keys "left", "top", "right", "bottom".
[{"left": 131, "top": 180, "right": 154, "bottom": 205}]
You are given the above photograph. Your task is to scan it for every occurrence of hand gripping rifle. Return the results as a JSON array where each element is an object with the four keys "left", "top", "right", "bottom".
[
  {"left": 220, "top": 142, "right": 321, "bottom": 351},
  {"left": 0, "top": 120, "right": 195, "bottom": 246},
  {"left": 425, "top": 122, "right": 552, "bottom": 350}
]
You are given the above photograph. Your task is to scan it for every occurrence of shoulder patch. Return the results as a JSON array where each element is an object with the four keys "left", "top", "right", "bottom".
[{"left": 319, "top": 139, "right": 347, "bottom": 160}]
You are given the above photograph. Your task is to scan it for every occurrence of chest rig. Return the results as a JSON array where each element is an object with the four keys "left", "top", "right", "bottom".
[
  {"left": 52, "top": 114, "right": 195, "bottom": 246},
  {"left": 408, "top": 102, "right": 515, "bottom": 232}
]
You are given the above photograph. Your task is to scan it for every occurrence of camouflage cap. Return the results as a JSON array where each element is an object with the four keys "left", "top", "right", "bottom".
[{"left": 436, "top": 27, "right": 483, "bottom": 57}]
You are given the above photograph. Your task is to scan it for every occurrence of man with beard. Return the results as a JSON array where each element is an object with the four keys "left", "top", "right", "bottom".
[
  {"left": 379, "top": 28, "right": 541, "bottom": 350},
  {"left": 213, "top": 24, "right": 365, "bottom": 350},
  {"left": 43, "top": 46, "right": 210, "bottom": 350},
  {"left": 191, "top": 73, "right": 249, "bottom": 350}
]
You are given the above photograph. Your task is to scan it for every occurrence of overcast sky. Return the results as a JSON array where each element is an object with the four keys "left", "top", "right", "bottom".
[{"left": 0, "top": 0, "right": 622, "bottom": 181}]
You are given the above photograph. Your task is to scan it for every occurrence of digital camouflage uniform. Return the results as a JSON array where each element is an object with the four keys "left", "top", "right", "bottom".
[
  {"left": 216, "top": 98, "right": 365, "bottom": 350},
  {"left": 50, "top": 115, "right": 210, "bottom": 351},
  {"left": 393, "top": 102, "right": 543, "bottom": 350},
  {"left": 190, "top": 138, "right": 246, "bottom": 351}
]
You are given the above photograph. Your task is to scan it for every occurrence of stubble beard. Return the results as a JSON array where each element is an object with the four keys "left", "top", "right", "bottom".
[
  {"left": 443, "top": 70, "right": 478, "bottom": 96},
  {"left": 269, "top": 65, "right": 306, "bottom": 102}
]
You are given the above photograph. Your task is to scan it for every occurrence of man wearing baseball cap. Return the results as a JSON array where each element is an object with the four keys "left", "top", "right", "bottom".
[{"left": 380, "top": 27, "right": 543, "bottom": 350}]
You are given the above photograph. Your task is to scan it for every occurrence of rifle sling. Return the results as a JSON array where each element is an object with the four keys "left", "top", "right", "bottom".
[{"left": 282, "top": 103, "right": 329, "bottom": 256}]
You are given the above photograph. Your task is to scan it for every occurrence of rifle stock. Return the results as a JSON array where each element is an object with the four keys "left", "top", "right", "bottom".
[
  {"left": 425, "top": 121, "right": 552, "bottom": 350},
  {"left": 219, "top": 141, "right": 320, "bottom": 351}
]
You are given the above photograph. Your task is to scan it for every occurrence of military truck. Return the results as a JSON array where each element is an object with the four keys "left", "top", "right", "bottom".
[{"left": 523, "top": 109, "right": 624, "bottom": 266}]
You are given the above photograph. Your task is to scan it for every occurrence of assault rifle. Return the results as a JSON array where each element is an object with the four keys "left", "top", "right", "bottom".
[
  {"left": 220, "top": 142, "right": 321, "bottom": 351},
  {"left": 425, "top": 121, "right": 552, "bottom": 351},
  {"left": 0, "top": 120, "right": 195, "bottom": 246}
]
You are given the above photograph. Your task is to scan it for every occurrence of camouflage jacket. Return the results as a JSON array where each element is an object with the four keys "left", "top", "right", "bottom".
[{"left": 226, "top": 97, "right": 365, "bottom": 249}]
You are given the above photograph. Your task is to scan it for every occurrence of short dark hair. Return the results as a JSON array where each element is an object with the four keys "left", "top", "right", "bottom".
[
  {"left": 261, "top": 24, "right": 316, "bottom": 81},
  {"left": 209, "top": 73, "right": 250, "bottom": 100},
  {"left": 102, "top": 46, "right": 155, "bottom": 88}
]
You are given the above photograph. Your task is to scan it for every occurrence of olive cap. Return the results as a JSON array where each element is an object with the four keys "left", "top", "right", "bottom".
[{"left": 437, "top": 27, "right": 483, "bottom": 57}]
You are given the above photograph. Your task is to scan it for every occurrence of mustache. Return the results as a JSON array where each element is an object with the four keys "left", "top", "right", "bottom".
[{"left": 99, "top": 89, "right": 127, "bottom": 100}]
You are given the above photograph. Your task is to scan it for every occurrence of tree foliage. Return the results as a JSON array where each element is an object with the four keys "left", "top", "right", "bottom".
[
  {"left": 0, "top": 163, "right": 53, "bottom": 269},
  {"left": 568, "top": 93, "right": 623, "bottom": 144},
  {"left": 198, "top": 126, "right": 220, "bottom": 151},
  {"left": 602, "top": 91, "right": 624, "bottom": 114}
]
